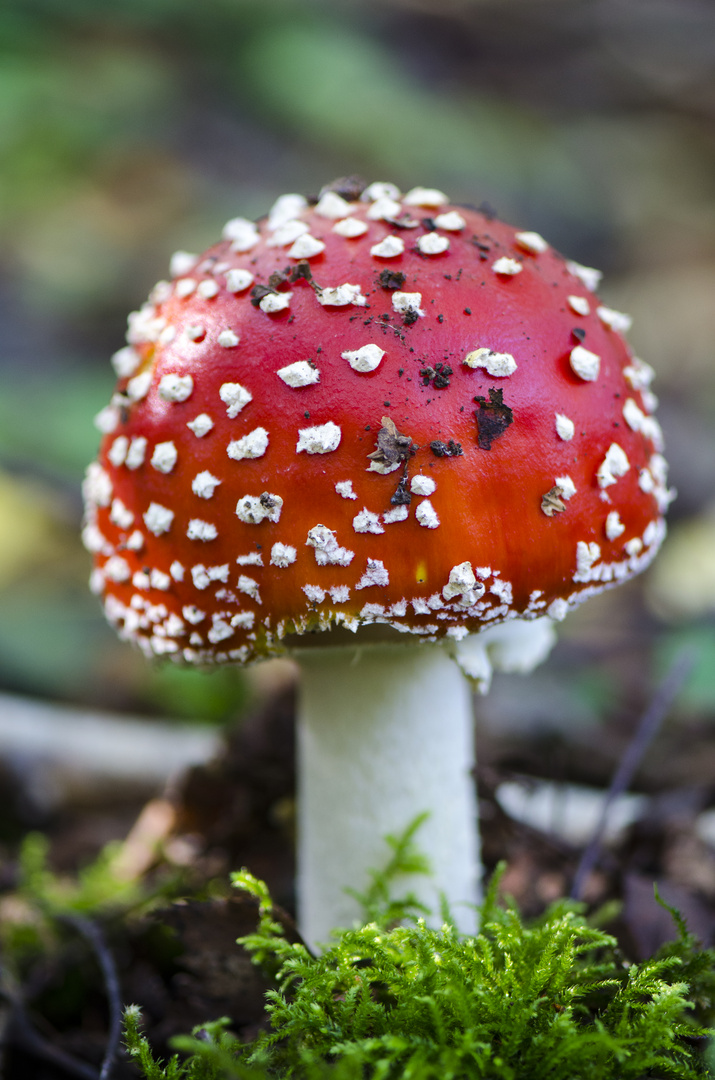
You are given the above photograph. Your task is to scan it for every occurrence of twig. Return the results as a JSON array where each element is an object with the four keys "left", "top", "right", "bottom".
[
  {"left": 0, "top": 910, "right": 122, "bottom": 1079},
  {"left": 58, "top": 914, "right": 123, "bottom": 1080},
  {"left": 7, "top": 1002, "right": 100, "bottom": 1080},
  {"left": 570, "top": 647, "right": 697, "bottom": 901},
  {"left": 1, "top": 961, "right": 100, "bottom": 1080}
]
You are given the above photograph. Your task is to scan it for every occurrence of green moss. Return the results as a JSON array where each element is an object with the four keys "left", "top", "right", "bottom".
[{"left": 124, "top": 823, "right": 715, "bottom": 1080}]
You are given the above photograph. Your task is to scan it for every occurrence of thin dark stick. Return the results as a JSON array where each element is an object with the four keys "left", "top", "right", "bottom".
[
  {"left": 59, "top": 914, "right": 123, "bottom": 1080},
  {"left": 1, "top": 910, "right": 122, "bottom": 1079},
  {"left": 9, "top": 1004, "right": 100, "bottom": 1079},
  {"left": 570, "top": 647, "right": 697, "bottom": 901},
  {"left": 0, "top": 977, "right": 100, "bottom": 1080}
]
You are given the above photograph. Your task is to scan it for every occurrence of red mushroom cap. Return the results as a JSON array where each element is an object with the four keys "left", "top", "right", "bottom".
[{"left": 83, "top": 180, "right": 672, "bottom": 665}]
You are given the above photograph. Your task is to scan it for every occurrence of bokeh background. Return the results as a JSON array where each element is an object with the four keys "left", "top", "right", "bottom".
[{"left": 1, "top": 0, "right": 715, "bottom": 926}]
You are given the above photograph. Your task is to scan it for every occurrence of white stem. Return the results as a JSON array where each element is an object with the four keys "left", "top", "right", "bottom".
[{"left": 296, "top": 641, "right": 481, "bottom": 948}]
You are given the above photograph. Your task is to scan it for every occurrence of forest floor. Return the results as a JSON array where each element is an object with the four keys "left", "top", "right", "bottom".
[{"left": 1, "top": 634, "right": 714, "bottom": 1079}]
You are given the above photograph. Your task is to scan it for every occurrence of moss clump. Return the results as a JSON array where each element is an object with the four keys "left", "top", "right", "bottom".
[{"left": 124, "top": 829, "right": 715, "bottom": 1080}]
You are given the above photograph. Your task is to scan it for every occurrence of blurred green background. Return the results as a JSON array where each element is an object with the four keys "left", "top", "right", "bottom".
[{"left": 1, "top": 0, "right": 715, "bottom": 727}]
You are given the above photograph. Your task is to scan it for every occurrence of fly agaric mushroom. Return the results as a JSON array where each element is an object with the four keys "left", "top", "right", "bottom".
[{"left": 84, "top": 178, "right": 673, "bottom": 945}]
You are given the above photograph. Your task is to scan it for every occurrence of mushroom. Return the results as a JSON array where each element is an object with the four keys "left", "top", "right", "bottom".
[{"left": 83, "top": 179, "right": 673, "bottom": 945}]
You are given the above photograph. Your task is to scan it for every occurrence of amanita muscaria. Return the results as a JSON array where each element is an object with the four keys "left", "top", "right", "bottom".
[{"left": 84, "top": 178, "right": 673, "bottom": 944}]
